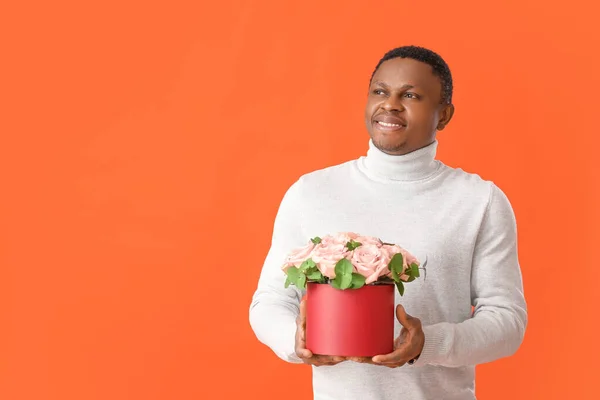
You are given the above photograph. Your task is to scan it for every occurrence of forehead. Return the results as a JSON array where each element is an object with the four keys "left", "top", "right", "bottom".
[{"left": 372, "top": 57, "right": 441, "bottom": 94}]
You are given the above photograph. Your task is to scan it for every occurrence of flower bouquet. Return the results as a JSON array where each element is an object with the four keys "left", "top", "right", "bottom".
[{"left": 282, "top": 232, "right": 424, "bottom": 357}]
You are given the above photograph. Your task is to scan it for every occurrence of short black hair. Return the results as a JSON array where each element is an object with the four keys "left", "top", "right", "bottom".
[{"left": 370, "top": 45, "right": 453, "bottom": 104}]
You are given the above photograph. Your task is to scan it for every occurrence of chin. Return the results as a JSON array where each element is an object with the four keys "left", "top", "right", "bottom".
[{"left": 371, "top": 134, "right": 409, "bottom": 155}]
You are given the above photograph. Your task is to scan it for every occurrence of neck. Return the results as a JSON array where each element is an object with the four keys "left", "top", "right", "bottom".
[{"left": 360, "top": 139, "right": 440, "bottom": 182}]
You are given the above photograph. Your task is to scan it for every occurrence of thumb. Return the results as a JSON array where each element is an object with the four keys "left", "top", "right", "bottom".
[
  {"left": 299, "top": 299, "right": 307, "bottom": 327},
  {"left": 395, "top": 304, "right": 412, "bottom": 327}
]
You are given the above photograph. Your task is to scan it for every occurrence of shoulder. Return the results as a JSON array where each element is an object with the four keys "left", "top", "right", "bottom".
[
  {"left": 440, "top": 163, "right": 516, "bottom": 224},
  {"left": 278, "top": 160, "right": 355, "bottom": 204},
  {"left": 294, "top": 160, "right": 357, "bottom": 190},
  {"left": 440, "top": 163, "right": 509, "bottom": 202}
]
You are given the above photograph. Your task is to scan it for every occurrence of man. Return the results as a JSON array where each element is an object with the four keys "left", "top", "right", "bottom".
[{"left": 249, "top": 45, "right": 527, "bottom": 400}]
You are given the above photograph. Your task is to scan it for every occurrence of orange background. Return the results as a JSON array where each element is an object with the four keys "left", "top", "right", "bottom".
[{"left": 1, "top": 0, "right": 599, "bottom": 399}]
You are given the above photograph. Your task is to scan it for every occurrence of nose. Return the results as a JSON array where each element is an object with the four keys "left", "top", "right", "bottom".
[{"left": 382, "top": 94, "right": 405, "bottom": 112}]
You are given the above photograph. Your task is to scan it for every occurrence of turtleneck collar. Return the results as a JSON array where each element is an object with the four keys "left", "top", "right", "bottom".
[{"left": 359, "top": 139, "right": 441, "bottom": 182}]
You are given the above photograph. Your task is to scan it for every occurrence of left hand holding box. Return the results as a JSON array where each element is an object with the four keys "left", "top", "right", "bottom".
[
  {"left": 349, "top": 305, "right": 425, "bottom": 368},
  {"left": 296, "top": 299, "right": 347, "bottom": 366}
]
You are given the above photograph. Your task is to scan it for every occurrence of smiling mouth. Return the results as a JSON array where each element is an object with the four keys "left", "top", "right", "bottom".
[{"left": 374, "top": 121, "right": 406, "bottom": 130}]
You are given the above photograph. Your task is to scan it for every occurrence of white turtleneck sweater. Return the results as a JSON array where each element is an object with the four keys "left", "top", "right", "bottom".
[{"left": 249, "top": 140, "right": 527, "bottom": 400}]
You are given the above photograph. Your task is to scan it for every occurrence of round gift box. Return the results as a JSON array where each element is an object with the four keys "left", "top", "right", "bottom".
[{"left": 305, "top": 282, "right": 395, "bottom": 357}]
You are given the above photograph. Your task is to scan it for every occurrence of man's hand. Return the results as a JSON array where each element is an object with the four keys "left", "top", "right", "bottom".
[
  {"left": 295, "top": 299, "right": 346, "bottom": 366},
  {"left": 349, "top": 304, "right": 424, "bottom": 368}
]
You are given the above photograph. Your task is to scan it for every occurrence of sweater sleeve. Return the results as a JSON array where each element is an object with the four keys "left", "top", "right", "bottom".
[
  {"left": 414, "top": 184, "right": 528, "bottom": 368},
  {"left": 249, "top": 179, "right": 307, "bottom": 363}
]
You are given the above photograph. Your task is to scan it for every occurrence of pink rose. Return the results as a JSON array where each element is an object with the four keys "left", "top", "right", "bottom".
[
  {"left": 311, "top": 242, "right": 350, "bottom": 279},
  {"left": 351, "top": 244, "right": 392, "bottom": 284},
  {"left": 282, "top": 241, "right": 315, "bottom": 272},
  {"left": 382, "top": 244, "right": 419, "bottom": 281},
  {"left": 321, "top": 232, "right": 359, "bottom": 247},
  {"left": 354, "top": 235, "right": 383, "bottom": 248}
]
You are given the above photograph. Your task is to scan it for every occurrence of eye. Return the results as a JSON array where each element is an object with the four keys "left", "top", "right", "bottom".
[
  {"left": 373, "top": 89, "right": 386, "bottom": 96},
  {"left": 404, "top": 92, "right": 419, "bottom": 99}
]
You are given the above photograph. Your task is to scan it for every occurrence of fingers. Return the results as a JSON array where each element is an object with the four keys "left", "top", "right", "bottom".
[
  {"left": 380, "top": 362, "right": 405, "bottom": 368},
  {"left": 372, "top": 354, "right": 407, "bottom": 367},
  {"left": 295, "top": 331, "right": 312, "bottom": 359},
  {"left": 326, "top": 355, "right": 345, "bottom": 364},
  {"left": 297, "top": 348, "right": 313, "bottom": 359},
  {"left": 372, "top": 352, "right": 400, "bottom": 364},
  {"left": 296, "top": 300, "right": 345, "bottom": 366},
  {"left": 297, "top": 348, "right": 345, "bottom": 366},
  {"left": 347, "top": 356, "right": 372, "bottom": 364},
  {"left": 371, "top": 344, "right": 410, "bottom": 365},
  {"left": 295, "top": 302, "right": 312, "bottom": 360},
  {"left": 395, "top": 304, "right": 412, "bottom": 328},
  {"left": 295, "top": 331, "right": 314, "bottom": 361},
  {"left": 371, "top": 307, "right": 423, "bottom": 368},
  {"left": 300, "top": 354, "right": 344, "bottom": 366},
  {"left": 295, "top": 300, "right": 307, "bottom": 344},
  {"left": 368, "top": 306, "right": 415, "bottom": 365},
  {"left": 299, "top": 299, "right": 307, "bottom": 328},
  {"left": 312, "top": 355, "right": 344, "bottom": 366}
]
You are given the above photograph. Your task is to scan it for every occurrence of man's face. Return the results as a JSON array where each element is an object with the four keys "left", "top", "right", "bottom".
[{"left": 364, "top": 57, "right": 454, "bottom": 155}]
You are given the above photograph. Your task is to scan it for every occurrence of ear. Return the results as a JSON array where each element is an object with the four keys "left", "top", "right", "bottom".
[{"left": 436, "top": 103, "right": 455, "bottom": 131}]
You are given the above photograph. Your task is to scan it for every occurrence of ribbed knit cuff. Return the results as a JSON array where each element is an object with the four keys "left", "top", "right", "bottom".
[{"left": 412, "top": 323, "right": 452, "bottom": 367}]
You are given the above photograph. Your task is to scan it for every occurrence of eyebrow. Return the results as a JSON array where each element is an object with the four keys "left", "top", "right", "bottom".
[{"left": 372, "top": 80, "right": 416, "bottom": 90}]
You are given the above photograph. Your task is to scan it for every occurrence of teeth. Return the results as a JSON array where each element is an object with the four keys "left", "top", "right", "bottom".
[{"left": 378, "top": 121, "right": 402, "bottom": 127}]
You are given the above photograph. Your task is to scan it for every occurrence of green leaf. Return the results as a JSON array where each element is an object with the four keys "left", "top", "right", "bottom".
[
  {"left": 331, "top": 279, "right": 341, "bottom": 289},
  {"left": 340, "top": 273, "right": 353, "bottom": 289},
  {"left": 331, "top": 259, "right": 354, "bottom": 290},
  {"left": 299, "top": 258, "right": 317, "bottom": 272},
  {"left": 331, "top": 274, "right": 341, "bottom": 289},
  {"left": 286, "top": 267, "right": 300, "bottom": 281},
  {"left": 335, "top": 258, "right": 354, "bottom": 276},
  {"left": 306, "top": 269, "right": 324, "bottom": 282},
  {"left": 345, "top": 240, "right": 362, "bottom": 251},
  {"left": 388, "top": 253, "right": 404, "bottom": 282},
  {"left": 285, "top": 267, "right": 309, "bottom": 288},
  {"left": 284, "top": 276, "right": 291, "bottom": 288},
  {"left": 310, "top": 237, "right": 322, "bottom": 244},
  {"left": 405, "top": 275, "right": 416, "bottom": 282},
  {"left": 297, "top": 273, "right": 307, "bottom": 290},
  {"left": 303, "top": 265, "right": 319, "bottom": 276},
  {"left": 350, "top": 273, "right": 366, "bottom": 289},
  {"left": 395, "top": 280, "right": 405, "bottom": 296},
  {"left": 410, "top": 263, "right": 420, "bottom": 278}
]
